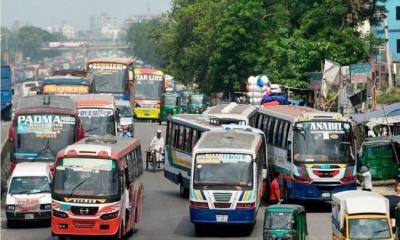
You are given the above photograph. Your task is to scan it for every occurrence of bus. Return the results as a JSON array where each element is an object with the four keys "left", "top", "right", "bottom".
[
  {"left": 51, "top": 136, "right": 144, "bottom": 239},
  {"left": 165, "top": 113, "right": 266, "bottom": 198},
  {"left": 71, "top": 94, "right": 117, "bottom": 137},
  {"left": 133, "top": 68, "right": 165, "bottom": 120},
  {"left": 251, "top": 105, "right": 357, "bottom": 201},
  {"left": 9, "top": 95, "right": 84, "bottom": 170},
  {"left": 86, "top": 58, "right": 135, "bottom": 102},
  {"left": 190, "top": 130, "right": 265, "bottom": 235},
  {"left": 42, "top": 76, "right": 90, "bottom": 95},
  {"left": 203, "top": 103, "right": 258, "bottom": 125}
]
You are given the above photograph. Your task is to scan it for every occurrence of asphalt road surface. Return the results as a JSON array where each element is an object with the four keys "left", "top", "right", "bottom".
[{"left": 1, "top": 123, "right": 331, "bottom": 240}]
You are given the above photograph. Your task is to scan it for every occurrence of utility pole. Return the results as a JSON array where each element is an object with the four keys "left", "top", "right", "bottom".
[{"left": 384, "top": 18, "right": 394, "bottom": 88}]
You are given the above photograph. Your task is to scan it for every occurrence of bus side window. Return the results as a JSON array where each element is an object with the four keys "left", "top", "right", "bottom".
[
  {"left": 267, "top": 118, "right": 274, "bottom": 143},
  {"left": 192, "top": 130, "right": 198, "bottom": 149},
  {"left": 256, "top": 114, "right": 263, "bottom": 129},
  {"left": 137, "top": 146, "right": 143, "bottom": 176},
  {"left": 174, "top": 124, "right": 180, "bottom": 148},
  {"left": 263, "top": 116, "right": 269, "bottom": 136},
  {"left": 282, "top": 122, "right": 290, "bottom": 149},
  {"left": 184, "top": 128, "right": 192, "bottom": 153},
  {"left": 166, "top": 121, "right": 171, "bottom": 145},
  {"left": 131, "top": 150, "right": 138, "bottom": 179},
  {"left": 125, "top": 153, "right": 135, "bottom": 183}
]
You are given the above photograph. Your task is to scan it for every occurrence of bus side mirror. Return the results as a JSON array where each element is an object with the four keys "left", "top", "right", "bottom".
[
  {"left": 9, "top": 127, "right": 15, "bottom": 143},
  {"left": 77, "top": 125, "right": 85, "bottom": 140},
  {"left": 11, "top": 88, "right": 15, "bottom": 95}
]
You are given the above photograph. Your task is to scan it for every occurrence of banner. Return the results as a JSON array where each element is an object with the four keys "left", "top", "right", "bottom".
[
  {"left": 323, "top": 59, "right": 341, "bottom": 86},
  {"left": 350, "top": 64, "right": 371, "bottom": 84}
]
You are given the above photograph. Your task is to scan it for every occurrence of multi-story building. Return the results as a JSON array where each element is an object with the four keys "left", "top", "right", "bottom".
[{"left": 90, "top": 13, "right": 118, "bottom": 39}]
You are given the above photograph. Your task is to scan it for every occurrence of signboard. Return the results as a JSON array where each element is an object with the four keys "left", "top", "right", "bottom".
[
  {"left": 349, "top": 89, "right": 367, "bottom": 107},
  {"left": 89, "top": 63, "right": 127, "bottom": 70},
  {"left": 17, "top": 114, "right": 75, "bottom": 138},
  {"left": 43, "top": 85, "right": 89, "bottom": 94},
  {"left": 135, "top": 74, "right": 163, "bottom": 81},
  {"left": 307, "top": 72, "right": 323, "bottom": 91},
  {"left": 350, "top": 64, "right": 371, "bottom": 84},
  {"left": 196, "top": 153, "right": 251, "bottom": 164},
  {"left": 78, "top": 109, "right": 113, "bottom": 118}
]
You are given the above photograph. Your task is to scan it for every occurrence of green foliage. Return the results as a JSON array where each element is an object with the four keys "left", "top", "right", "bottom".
[
  {"left": 1, "top": 26, "right": 64, "bottom": 63},
  {"left": 126, "top": 18, "right": 163, "bottom": 68},
  {"left": 377, "top": 87, "right": 400, "bottom": 105},
  {"left": 153, "top": 0, "right": 387, "bottom": 94}
]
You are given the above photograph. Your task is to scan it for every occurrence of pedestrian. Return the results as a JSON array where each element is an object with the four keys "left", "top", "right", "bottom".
[
  {"left": 269, "top": 172, "right": 283, "bottom": 205},
  {"left": 358, "top": 166, "right": 372, "bottom": 191}
]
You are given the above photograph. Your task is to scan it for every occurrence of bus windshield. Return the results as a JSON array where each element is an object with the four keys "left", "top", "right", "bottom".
[
  {"left": 78, "top": 108, "right": 115, "bottom": 136},
  {"left": 348, "top": 218, "right": 391, "bottom": 239},
  {"left": 193, "top": 153, "right": 253, "bottom": 190},
  {"left": 53, "top": 158, "right": 120, "bottom": 199},
  {"left": 14, "top": 114, "right": 76, "bottom": 161},
  {"left": 136, "top": 79, "right": 163, "bottom": 100},
  {"left": 91, "top": 69, "right": 127, "bottom": 94},
  {"left": 293, "top": 121, "right": 354, "bottom": 163}
]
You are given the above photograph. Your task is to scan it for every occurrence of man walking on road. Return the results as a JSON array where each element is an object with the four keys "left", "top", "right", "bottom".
[{"left": 358, "top": 166, "right": 372, "bottom": 191}]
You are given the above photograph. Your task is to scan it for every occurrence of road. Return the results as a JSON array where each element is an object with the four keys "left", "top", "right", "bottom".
[{"left": 1, "top": 123, "right": 332, "bottom": 240}]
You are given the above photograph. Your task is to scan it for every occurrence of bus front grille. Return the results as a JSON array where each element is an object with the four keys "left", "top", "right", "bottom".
[
  {"left": 214, "top": 202, "right": 231, "bottom": 208},
  {"left": 73, "top": 220, "right": 96, "bottom": 228},
  {"left": 71, "top": 206, "right": 99, "bottom": 216},
  {"left": 213, "top": 193, "right": 232, "bottom": 202}
]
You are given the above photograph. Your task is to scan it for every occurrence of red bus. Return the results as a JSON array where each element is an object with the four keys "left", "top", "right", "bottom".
[
  {"left": 51, "top": 136, "right": 144, "bottom": 239},
  {"left": 9, "top": 95, "right": 84, "bottom": 171}
]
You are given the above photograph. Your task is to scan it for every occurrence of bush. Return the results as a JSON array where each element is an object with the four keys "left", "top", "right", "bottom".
[{"left": 377, "top": 87, "right": 400, "bottom": 104}]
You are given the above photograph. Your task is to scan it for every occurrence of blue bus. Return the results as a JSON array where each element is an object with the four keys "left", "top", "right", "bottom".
[{"left": 1, "top": 65, "right": 13, "bottom": 121}]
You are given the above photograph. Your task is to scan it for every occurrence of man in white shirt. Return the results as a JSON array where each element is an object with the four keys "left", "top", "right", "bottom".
[
  {"left": 150, "top": 129, "right": 164, "bottom": 163},
  {"left": 358, "top": 166, "right": 372, "bottom": 191}
]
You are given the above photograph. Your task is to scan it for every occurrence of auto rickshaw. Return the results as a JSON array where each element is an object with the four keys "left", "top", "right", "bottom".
[
  {"left": 187, "top": 94, "right": 206, "bottom": 114},
  {"left": 263, "top": 204, "right": 308, "bottom": 240},
  {"left": 159, "top": 93, "right": 180, "bottom": 123}
]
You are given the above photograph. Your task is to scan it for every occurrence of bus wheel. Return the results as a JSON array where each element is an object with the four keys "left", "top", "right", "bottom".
[
  {"left": 114, "top": 223, "right": 123, "bottom": 240},
  {"left": 179, "top": 183, "right": 189, "bottom": 198},
  {"left": 194, "top": 224, "right": 204, "bottom": 236}
]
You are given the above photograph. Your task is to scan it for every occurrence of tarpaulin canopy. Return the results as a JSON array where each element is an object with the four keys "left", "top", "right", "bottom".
[{"left": 351, "top": 103, "right": 400, "bottom": 124}]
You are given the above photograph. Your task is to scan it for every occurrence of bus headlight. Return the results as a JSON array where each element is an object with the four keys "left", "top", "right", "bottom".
[
  {"left": 53, "top": 210, "right": 68, "bottom": 218},
  {"left": 40, "top": 204, "right": 52, "bottom": 210},
  {"left": 100, "top": 211, "right": 119, "bottom": 220}
]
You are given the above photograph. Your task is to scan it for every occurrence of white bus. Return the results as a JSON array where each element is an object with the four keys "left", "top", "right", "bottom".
[
  {"left": 203, "top": 103, "right": 258, "bottom": 125},
  {"left": 189, "top": 130, "right": 265, "bottom": 235},
  {"left": 251, "top": 105, "right": 357, "bottom": 201},
  {"left": 165, "top": 113, "right": 267, "bottom": 198}
]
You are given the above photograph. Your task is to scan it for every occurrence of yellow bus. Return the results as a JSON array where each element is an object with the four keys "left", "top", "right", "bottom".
[{"left": 133, "top": 68, "right": 165, "bottom": 120}]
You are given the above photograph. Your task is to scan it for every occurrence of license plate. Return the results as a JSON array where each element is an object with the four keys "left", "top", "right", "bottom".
[
  {"left": 216, "top": 215, "right": 228, "bottom": 222},
  {"left": 25, "top": 214, "right": 34, "bottom": 219},
  {"left": 144, "top": 110, "right": 150, "bottom": 116},
  {"left": 322, "top": 192, "right": 331, "bottom": 198}
]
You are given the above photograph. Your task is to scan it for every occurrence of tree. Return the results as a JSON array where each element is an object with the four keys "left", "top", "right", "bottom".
[
  {"left": 16, "top": 26, "right": 62, "bottom": 62},
  {"left": 126, "top": 18, "right": 164, "bottom": 67}
]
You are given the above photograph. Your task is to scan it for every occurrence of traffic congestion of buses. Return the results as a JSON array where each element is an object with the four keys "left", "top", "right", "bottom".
[{"left": 1, "top": 59, "right": 399, "bottom": 240}]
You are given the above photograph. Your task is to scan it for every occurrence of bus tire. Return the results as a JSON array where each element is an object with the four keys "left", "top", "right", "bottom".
[
  {"left": 114, "top": 223, "right": 124, "bottom": 240},
  {"left": 194, "top": 224, "right": 204, "bottom": 236},
  {"left": 179, "top": 183, "right": 189, "bottom": 198},
  {"left": 6, "top": 219, "right": 15, "bottom": 228}
]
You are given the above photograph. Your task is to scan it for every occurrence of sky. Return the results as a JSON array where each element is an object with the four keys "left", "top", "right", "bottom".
[{"left": 1, "top": 0, "right": 171, "bottom": 30}]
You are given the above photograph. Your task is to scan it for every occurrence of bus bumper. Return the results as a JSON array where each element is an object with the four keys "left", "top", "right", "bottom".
[
  {"left": 51, "top": 215, "right": 120, "bottom": 236},
  {"left": 289, "top": 181, "right": 357, "bottom": 200},
  {"left": 190, "top": 208, "right": 256, "bottom": 225}
]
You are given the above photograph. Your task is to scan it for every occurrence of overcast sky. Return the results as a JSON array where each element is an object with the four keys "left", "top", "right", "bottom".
[{"left": 1, "top": 0, "right": 171, "bottom": 30}]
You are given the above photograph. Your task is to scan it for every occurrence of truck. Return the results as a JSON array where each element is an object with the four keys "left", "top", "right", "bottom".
[
  {"left": 332, "top": 190, "right": 394, "bottom": 240},
  {"left": 1, "top": 66, "right": 13, "bottom": 121}
]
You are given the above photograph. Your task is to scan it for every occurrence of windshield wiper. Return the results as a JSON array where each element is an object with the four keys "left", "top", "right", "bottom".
[
  {"left": 34, "top": 139, "right": 57, "bottom": 160},
  {"left": 67, "top": 176, "right": 92, "bottom": 198},
  {"left": 85, "top": 127, "right": 98, "bottom": 133},
  {"left": 11, "top": 190, "right": 33, "bottom": 195}
]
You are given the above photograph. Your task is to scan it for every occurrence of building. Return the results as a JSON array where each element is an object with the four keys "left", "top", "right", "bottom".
[
  {"left": 373, "top": 0, "right": 400, "bottom": 61},
  {"left": 90, "top": 13, "right": 118, "bottom": 39},
  {"left": 61, "top": 24, "right": 76, "bottom": 39}
]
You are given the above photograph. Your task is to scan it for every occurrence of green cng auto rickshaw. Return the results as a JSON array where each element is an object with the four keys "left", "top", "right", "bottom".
[
  {"left": 360, "top": 136, "right": 400, "bottom": 180},
  {"left": 187, "top": 94, "right": 206, "bottom": 114},
  {"left": 263, "top": 204, "right": 308, "bottom": 240},
  {"left": 160, "top": 93, "right": 180, "bottom": 123}
]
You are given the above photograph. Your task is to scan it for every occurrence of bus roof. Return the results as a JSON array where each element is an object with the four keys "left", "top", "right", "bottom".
[
  {"left": 194, "top": 130, "right": 261, "bottom": 154},
  {"left": 71, "top": 94, "right": 114, "bottom": 109},
  {"left": 87, "top": 58, "right": 134, "bottom": 66},
  {"left": 266, "top": 204, "right": 306, "bottom": 213},
  {"left": 16, "top": 95, "right": 77, "bottom": 114},
  {"left": 60, "top": 135, "right": 140, "bottom": 160},
  {"left": 204, "top": 103, "right": 257, "bottom": 117},
  {"left": 134, "top": 68, "right": 164, "bottom": 76},
  {"left": 258, "top": 105, "right": 346, "bottom": 122},
  {"left": 169, "top": 114, "right": 223, "bottom": 131},
  {"left": 43, "top": 76, "right": 89, "bottom": 86}
]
